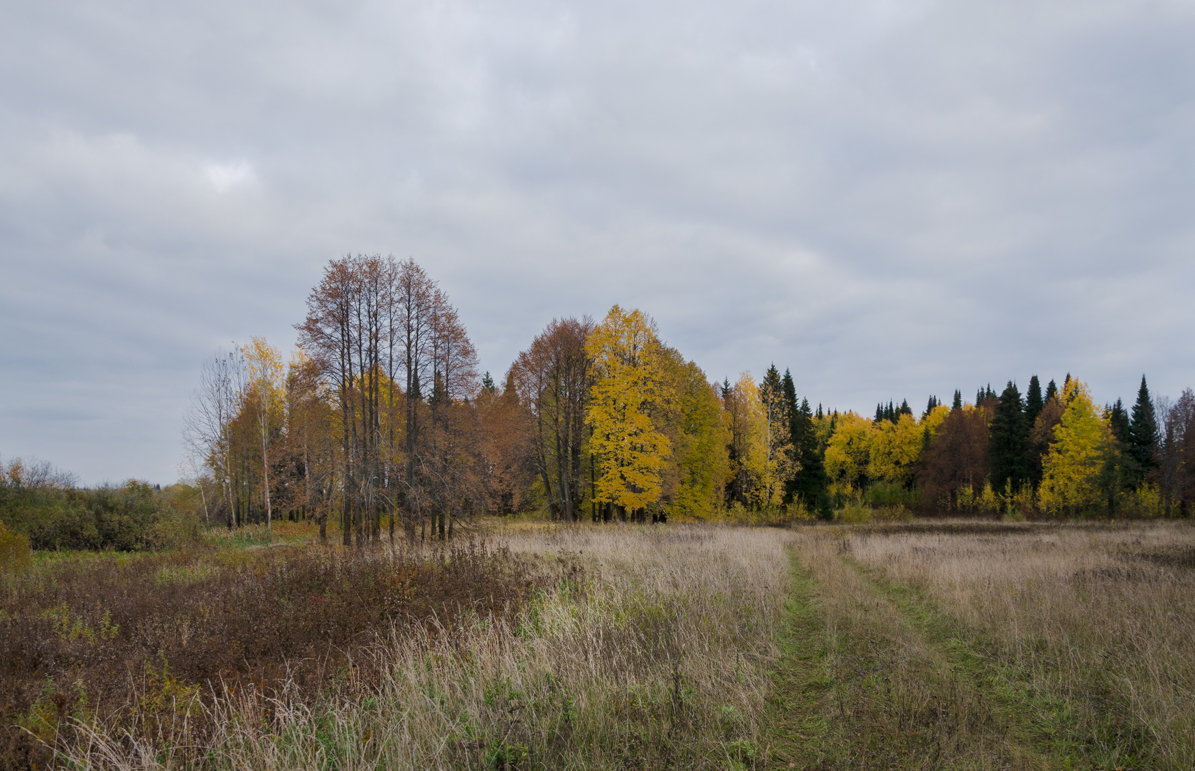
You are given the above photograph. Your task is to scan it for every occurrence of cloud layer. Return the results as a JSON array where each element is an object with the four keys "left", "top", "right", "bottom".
[{"left": 2, "top": 1, "right": 1193, "bottom": 484}]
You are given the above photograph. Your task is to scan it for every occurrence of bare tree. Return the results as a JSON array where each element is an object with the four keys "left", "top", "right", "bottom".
[{"left": 184, "top": 350, "right": 245, "bottom": 528}]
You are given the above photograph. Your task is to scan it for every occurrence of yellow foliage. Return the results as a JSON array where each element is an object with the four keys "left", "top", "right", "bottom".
[
  {"left": 585, "top": 306, "right": 672, "bottom": 515},
  {"left": 724, "top": 373, "right": 772, "bottom": 508},
  {"left": 867, "top": 412, "right": 922, "bottom": 486},
  {"left": 1039, "top": 379, "right": 1114, "bottom": 515},
  {"left": 921, "top": 404, "right": 950, "bottom": 440},
  {"left": 824, "top": 412, "right": 872, "bottom": 497}
]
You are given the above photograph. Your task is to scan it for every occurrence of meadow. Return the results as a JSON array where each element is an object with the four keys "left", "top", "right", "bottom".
[{"left": 2, "top": 519, "right": 1193, "bottom": 768}]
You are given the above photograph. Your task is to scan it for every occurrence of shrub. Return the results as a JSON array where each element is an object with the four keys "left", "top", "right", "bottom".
[{"left": 0, "top": 521, "right": 31, "bottom": 573}]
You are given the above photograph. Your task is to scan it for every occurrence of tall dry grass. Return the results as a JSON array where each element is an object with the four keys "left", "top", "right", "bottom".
[
  {"left": 56, "top": 525, "right": 790, "bottom": 769},
  {"left": 843, "top": 520, "right": 1195, "bottom": 767}
]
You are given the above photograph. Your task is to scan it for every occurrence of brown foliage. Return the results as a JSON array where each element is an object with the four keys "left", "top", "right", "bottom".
[
  {"left": 917, "top": 405, "right": 991, "bottom": 511},
  {"left": 0, "top": 540, "right": 550, "bottom": 767}
]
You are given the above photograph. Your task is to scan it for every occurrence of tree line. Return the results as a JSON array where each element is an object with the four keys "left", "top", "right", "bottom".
[{"left": 181, "top": 255, "right": 1195, "bottom": 539}]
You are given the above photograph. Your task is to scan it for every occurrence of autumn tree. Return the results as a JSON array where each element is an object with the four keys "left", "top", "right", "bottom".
[
  {"left": 297, "top": 254, "right": 478, "bottom": 544},
  {"left": 475, "top": 372, "right": 536, "bottom": 515},
  {"left": 917, "top": 404, "right": 991, "bottom": 512},
  {"left": 242, "top": 337, "right": 284, "bottom": 531},
  {"left": 722, "top": 373, "right": 769, "bottom": 509},
  {"left": 1159, "top": 389, "right": 1195, "bottom": 515},
  {"left": 585, "top": 306, "right": 670, "bottom": 521},
  {"left": 1028, "top": 395, "right": 1064, "bottom": 491},
  {"left": 824, "top": 412, "right": 873, "bottom": 503},
  {"left": 1039, "top": 380, "right": 1115, "bottom": 516},
  {"left": 510, "top": 318, "right": 593, "bottom": 521},
  {"left": 758, "top": 365, "right": 795, "bottom": 509},
  {"left": 278, "top": 349, "right": 339, "bottom": 541},
  {"left": 656, "top": 349, "right": 729, "bottom": 519},
  {"left": 867, "top": 411, "right": 922, "bottom": 493}
]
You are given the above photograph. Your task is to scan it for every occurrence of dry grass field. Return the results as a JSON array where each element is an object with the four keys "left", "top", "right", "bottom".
[
  {"left": 772, "top": 520, "right": 1195, "bottom": 769},
  {"left": 2, "top": 519, "right": 1193, "bottom": 768}
]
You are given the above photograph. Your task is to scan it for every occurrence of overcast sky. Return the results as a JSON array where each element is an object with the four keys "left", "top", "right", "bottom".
[{"left": 2, "top": 1, "right": 1193, "bottom": 486}]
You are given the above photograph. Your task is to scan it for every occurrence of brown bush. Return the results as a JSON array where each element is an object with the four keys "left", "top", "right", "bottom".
[{"left": 0, "top": 538, "right": 551, "bottom": 767}]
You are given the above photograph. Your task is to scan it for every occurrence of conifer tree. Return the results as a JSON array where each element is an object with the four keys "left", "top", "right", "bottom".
[
  {"left": 1108, "top": 399, "right": 1131, "bottom": 444},
  {"left": 1025, "top": 375, "right": 1044, "bottom": 426},
  {"left": 1128, "top": 375, "right": 1159, "bottom": 486},
  {"left": 990, "top": 381, "right": 1029, "bottom": 494},
  {"left": 1045, "top": 379, "right": 1058, "bottom": 402},
  {"left": 952, "top": 390, "right": 963, "bottom": 410}
]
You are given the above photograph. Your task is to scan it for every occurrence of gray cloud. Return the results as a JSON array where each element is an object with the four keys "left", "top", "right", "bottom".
[{"left": 2, "top": 0, "right": 1193, "bottom": 484}]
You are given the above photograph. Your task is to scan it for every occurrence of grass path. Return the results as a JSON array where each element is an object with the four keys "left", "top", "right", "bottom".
[{"left": 764, "top": 536, "right": 1087, "bottom": 769}]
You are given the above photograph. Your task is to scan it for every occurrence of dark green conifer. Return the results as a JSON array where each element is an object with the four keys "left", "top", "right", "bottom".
[
  {"left": 1025, "top": 375, "right": 1043, "bottom": 425},
  {"left": 1128, "top": 375, "right": 1159, "bottom": 485},
  {"left": 1108, "top": 399, "right": 1131, "bottom": 444},
  {"left": 989, "top": 381, "right": 1028, "bottom": 493}
]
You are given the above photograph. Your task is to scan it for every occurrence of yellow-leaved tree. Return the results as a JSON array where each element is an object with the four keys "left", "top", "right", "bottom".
[
  {"left": 1038, "top": 379, "right": 1114, "bottom": 516},
  {"left": 242, "top": 337, "right": 285, "bottom": 531},
  {"left": 824, "top": 412, "right": 873, "bottom": 501},
  {"left": 585, "top": 306, "right": 671, "bottom": 521},
  {"left": 657, "top": 348, "right": 729, "bottom": 520},
  {"left": 867, "top": 412, "right": 923, "bottom": 488},
  {"left": 722, "top": 373, "right": 770, "bottom": 510}
]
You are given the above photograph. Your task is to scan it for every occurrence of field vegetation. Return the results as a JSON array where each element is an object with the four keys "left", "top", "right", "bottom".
[{"left": 2, "top": 519, "right": 1193, "bottom": 768}]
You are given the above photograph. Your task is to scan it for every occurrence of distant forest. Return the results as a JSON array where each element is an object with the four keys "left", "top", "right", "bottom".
[
  {"left": 174, "top": 255, "right": 1193, "bottom": 542},
  {"left": 5, "top": 255, "right": 1193, "bottom": 551}
]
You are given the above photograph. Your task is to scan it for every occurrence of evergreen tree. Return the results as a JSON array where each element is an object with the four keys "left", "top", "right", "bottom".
[
  {"left": 899, "top": 399, "right": 912, "bottom": 418},
  {"left": 1025, "top": 375, "right": 1044, "bottom": 426},
  {"left": 1128, "top": 375, "right": 1159, "bottom": 486},
  {"left": 1108, "top": 399, "right": 1131, "bottom": 445},
  {"left": 989, "top": 381, "right": 1029, "bottom": 493},
  {"left": 952, "top": 390, "right": 963, "bottom": 410},
  {"left": 924, "top": 395, "right": 939, "bottom": 417},
  {"left": 1045, "top": 379, "right": 1058, "bottom": 402},
  {"left": 787, "top": 384, "right": 829, "bottom": 516},
  {"left": 759, "top": 364, "right": 795, "bottom": 506}
]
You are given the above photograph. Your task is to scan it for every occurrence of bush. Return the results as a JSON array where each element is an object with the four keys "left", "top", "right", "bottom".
[
  {"left": 0, "top": 522, "right": 31, "bottom": 573},
  {"left": 1, "top": 480, "right": 204, "bottom": 552}
]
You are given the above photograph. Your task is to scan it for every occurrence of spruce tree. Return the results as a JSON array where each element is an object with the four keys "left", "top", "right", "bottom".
[
  {"left": 791, "top": 396, "right": 829, "bottom": 516},
  {"left": 1025, "top": 375, "right": 1044, "bottom": 425},
  {"left": 990, "top": 381, "right": 1029, "bottom": 493},
  {"left": 1128, "top": 375, "right": 1159, "bottom": 485},
  {"left": 952, "top": 390, "right": 963, "bottom": 410},
  {"left": 1108, "top": 399, "right": 1130, "bottom": 444},
  {"left": 1045, "top": 379, "right": 1058, "bottom": 403},
  {"left": 782, "top": 369, "right": 800, "bottom": 504}
]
